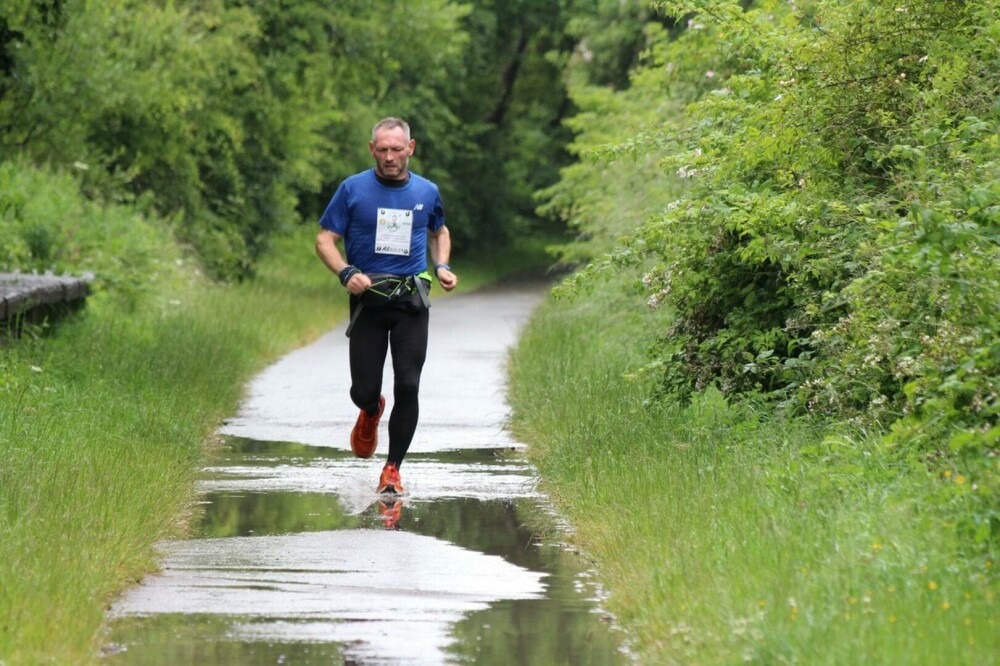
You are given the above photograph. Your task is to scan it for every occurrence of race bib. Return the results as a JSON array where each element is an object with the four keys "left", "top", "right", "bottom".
[{"left": 374, "top": 208, "right": 413, "bottom": 256}]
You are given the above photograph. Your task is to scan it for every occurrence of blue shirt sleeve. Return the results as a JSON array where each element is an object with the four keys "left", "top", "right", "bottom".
[
  {"left": 428, "top": 191, "right": 445, "bottom": 232},
  {"left": 318, "top": 181, "right": 350, "bottom": 235}
]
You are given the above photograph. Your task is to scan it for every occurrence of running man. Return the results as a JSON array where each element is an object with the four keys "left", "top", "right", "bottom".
[{"left": 315, "top": 117, "right": 458, "bottom": 496}]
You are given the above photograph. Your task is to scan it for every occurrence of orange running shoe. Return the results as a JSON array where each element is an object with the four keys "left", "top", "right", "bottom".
[
  {"left": 350, "top": 395, "right": 385, "bottom": 459},
  {"left": 378, "top": 499, "right": 403, "bottom": 529},
  {"left": 377, "top": 462, "right": 404, "bottom": 495}
]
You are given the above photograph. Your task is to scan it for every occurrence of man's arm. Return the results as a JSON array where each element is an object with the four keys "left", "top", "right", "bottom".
[
  {"left": 315, "top": 229, "right": 371, "bottom": 294},
  {"left": 428, "top": 226, "right": 457, "bottom": 291}
]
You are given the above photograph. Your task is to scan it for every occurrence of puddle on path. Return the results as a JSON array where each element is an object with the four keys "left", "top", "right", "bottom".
[{"left": 105, "top": 439, "right": 626, "bottom": 665}]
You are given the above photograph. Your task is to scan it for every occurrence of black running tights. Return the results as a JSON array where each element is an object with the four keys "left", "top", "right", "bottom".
[{"left": 348, "top": 303, "right": 429, "bottom": 467}]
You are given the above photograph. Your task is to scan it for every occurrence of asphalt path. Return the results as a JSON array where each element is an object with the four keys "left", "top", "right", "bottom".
[
  {"left": 108, "top": 284, "right": 573, "bottom": 665},
  {"left": 219, "top": 284, "right": 541, "bottom": 453}
]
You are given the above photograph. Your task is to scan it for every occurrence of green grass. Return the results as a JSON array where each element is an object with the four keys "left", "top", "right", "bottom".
[{"left": 508, "top": 275, "right": 999, "bottom": 665}]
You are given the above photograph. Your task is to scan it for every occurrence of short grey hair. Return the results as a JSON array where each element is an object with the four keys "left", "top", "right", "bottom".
[{"left": 371, "top": 117, "right": 411, "bottom": 142}]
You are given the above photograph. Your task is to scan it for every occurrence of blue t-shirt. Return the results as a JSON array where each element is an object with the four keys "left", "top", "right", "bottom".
[{"left": 318, "top": 169, "right": 445, "bottom": 275}]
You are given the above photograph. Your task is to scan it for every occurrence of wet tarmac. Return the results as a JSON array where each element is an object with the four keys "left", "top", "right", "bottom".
[{"left": 105, "top": 286, "right": 626, "bottom": 665}]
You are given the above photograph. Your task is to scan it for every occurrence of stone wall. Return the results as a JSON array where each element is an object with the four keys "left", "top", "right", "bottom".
[{"left": 0, "top": 272, "right": 93, "bottom": 322}]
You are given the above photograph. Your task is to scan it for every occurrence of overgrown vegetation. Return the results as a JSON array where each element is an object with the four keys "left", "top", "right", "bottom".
[
  {"left": 512, "top": 0, "right": 999, "bottom": 662},
  {"left": 544, "top": 0, "right": 999, "bottom": 550},
  {"left": 0, "top": 0, "right": 648, "bottom": 279},
  {"left": 509, "top": 278, "right": 998, "bottom": 664}
]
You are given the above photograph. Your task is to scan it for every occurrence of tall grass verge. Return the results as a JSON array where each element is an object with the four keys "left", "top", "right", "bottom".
[{"left": 508, "top": 276, "right": 998, "bottom": 665}]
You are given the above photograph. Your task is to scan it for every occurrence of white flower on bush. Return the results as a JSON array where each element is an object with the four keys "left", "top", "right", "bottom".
[{"left": 894, "top": 356, "right": 916, "bottom": 378}]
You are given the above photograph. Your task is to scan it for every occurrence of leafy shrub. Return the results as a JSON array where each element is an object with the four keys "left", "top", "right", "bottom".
[
  {"left": 0, "top": 159, "right": 184, "bottom": 309},
  {"left": 555, "top": 0, "right": 1000, "bottom": 545}
]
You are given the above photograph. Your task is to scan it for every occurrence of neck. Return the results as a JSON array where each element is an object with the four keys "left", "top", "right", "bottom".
[{"left": 375, "top": 170, "right": 409, "bottom": 188}]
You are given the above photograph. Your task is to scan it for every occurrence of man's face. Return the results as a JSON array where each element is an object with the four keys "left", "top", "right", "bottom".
[{"left": 369, "top": 127, "right": 415, "bottom": 180}]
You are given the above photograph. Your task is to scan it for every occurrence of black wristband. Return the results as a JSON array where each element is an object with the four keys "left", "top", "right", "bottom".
[
  {"left": 434, "top": 263, "right": 451, "bottom": 272},
  {"left": 339, "top": 265, "right": 360, "bottom": 286}
]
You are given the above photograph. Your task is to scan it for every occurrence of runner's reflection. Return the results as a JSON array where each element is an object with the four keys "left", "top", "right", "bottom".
[{"left": 378, "top": 498, "right": 404, "bottom": 529}]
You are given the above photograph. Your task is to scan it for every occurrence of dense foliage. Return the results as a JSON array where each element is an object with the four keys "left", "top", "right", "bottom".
[
  {"left": 1, "top": 0, "right": 651, "bottom": 281},
  {"left": 0, "top": 0, "right": 465, "bottom": 279},
  {"left": 547, "top": 0, "right": 999, "bottom": 546}
]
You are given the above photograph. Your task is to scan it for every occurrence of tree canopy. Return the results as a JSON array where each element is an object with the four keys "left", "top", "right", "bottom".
[{"left": 0, "top": 0, "right": 649, "bottom": 280}]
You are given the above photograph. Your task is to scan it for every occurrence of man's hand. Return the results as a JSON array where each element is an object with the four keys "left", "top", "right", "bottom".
[
  {"left": 435, "top": 266, "right": 458, "bottom": 291},
  {"left": 346, "top": 272, "right": 373, "bottom": 295}
]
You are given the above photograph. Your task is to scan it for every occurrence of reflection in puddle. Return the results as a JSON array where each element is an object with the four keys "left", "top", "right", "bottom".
[{"left": 106, "top": 440, "right": 625, "bottom": 665}]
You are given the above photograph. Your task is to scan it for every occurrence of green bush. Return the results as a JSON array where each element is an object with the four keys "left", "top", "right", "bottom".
[
  {"left": 0, "top": 159, "right": 183, "bottom": 310},
  {"left": 552, "top": 0, "right": 999, "bottom": 546},
  {"left": 509, "top": 276, "right": 1000, "bottom": 665}
]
